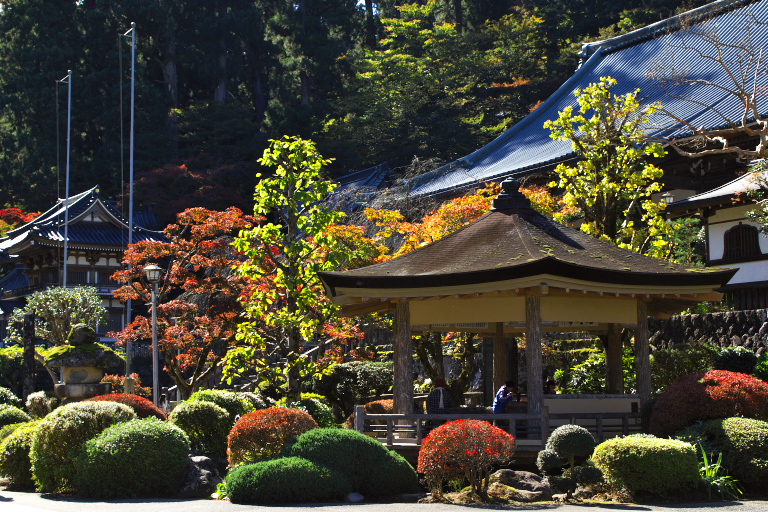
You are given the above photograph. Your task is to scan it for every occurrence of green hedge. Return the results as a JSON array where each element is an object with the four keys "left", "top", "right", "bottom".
[
  {"left": 74, "top": 419, "right": 190, "bottom": 499},
  {"left": 286, "top": 428, "right": 419, "bottom": 496},
  {"left": 0, "top": 404, "right": 31, "bottom": 428},
  {"left": 0, "top": 386, "right": 22, "bottom": 408},
  {"left": 287, "top": 398, "right": 337, "bottom": 428},
  {"left": 314, "top": 361, "right": 393, "bottom": 415},
  {"left": 592, "top": 436, "right": 698, "bottom": 497},
  {"left": 30, "top": 401, "right": 136, "bottom": 493},
  {"left": 168, "top": 400, "right": 230, "bottom": 458},
  {"left": 0, "top": 420, "right": 41, "bottom": 488},
  {"left": 188, "top": 389, "right": 253, "bottom": 423},
  {"left": 226, "top": 457, "right": 351, "bottom": 504}
]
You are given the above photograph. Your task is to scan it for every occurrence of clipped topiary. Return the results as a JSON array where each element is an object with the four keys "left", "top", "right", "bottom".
[
  {"left": 0, "top": 404, "right": 32, "bottom": 428},
  {"left": 545, "top": 424, "right": 595, "bottom": 468},
  {"left": 74, "top": 418, "right": 190, "bottom": 499},
  {"left": 86, "top": 393, "right": 166, "bottom": 420},
  {"left": 0, "top": 420, "right": 41, "bottom": 488},
  {"left": 228, "top": 407, "right": 318, "bottom": 466},
  {"left": 676, "top": 416, "right": 768, "bottom": 493},
  {"left": 314, "top": 361, "right": 393, "bottom": 415},
  {"left": 714, "top": 346, "right": 758, "bottom": 375},
  {"left": 168, "top": 400, "right": 230, "bottom": 458},
  {"left": 592, "top": 436, "right": 698, "bottom": 497},
  {"left": 0, "top": 386, "right": 22, "bottom": 408},
  {"left": 25, "top": 391, "right": 60, "bottom": 418},
  {"left": 649, "top": 370, "right": 768, "bottom": 437},
  {"left": 188, "top": 389, "right": 253, "bottom": 423},
  {"left": 417, "top": 419, "right": 515, "bottom": 496},
  {"left": 287, "top": 398, "right": 337, "bottom": 428},
  {"left": 30, "top": 401, "right": 136, "bottom": 493},
  {"left": 237, "top": 392, "right": 274, "bottom": 410},
  {"left": 286, "top": 428, "right": 419, "bottom": 496},
  {"left": 536, "top": 448, "right": 562, "bottom": 474},
  {"left": 226, "top": 456, "right": 351, "bottom": 504}
]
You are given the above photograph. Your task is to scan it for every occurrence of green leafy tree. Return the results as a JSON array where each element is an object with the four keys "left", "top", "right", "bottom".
[
  {"left": 6, "top": 286, "right": 106, "bottom": 346},
  {"left": 229, "top": 136, "right": 348, "bottom": 402},
  {"left": 544, "top": 76, "right": 672, "bottom": 256}
]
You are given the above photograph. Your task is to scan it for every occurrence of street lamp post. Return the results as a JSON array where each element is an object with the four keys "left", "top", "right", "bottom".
[{"left": 143, "top": 264, "right": 162, "bottom": 406}]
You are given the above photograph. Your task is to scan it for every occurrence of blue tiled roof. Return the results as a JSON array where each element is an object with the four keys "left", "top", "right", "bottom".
[{"left": 409, "top": 0, "right": 768, "bottom": 198}]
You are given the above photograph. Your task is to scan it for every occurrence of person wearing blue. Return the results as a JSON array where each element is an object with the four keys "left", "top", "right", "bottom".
[{"left": 493, "top": 380, "right": 516, "bottom": 413}]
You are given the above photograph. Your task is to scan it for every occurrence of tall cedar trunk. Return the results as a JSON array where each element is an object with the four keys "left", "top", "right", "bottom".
[
  {"left": 253, "top": 69, "right": 267, "bottom": 126},
  {"left": 161, "top": 33, "right": 179, "bottom": 159},
  {"left": 214, "top": 36, "right": 227, "bottom": 105},
  {"left": 23, "top": 312, "right": 35, "bottom": 399},
  {"left": 365, "top": 0, "right": 376, "bottom": 48},
  {"left": 635, "top": 299, "right": 652, "bottom": 406},
  {"left": 452, "top": 0, "right": 463, "bottom": 32},
  {"left": 525, "top": 295, "right": 543, "bottom": 415},
  {"left": 393, "top": 300, "right": 413, "bottom": 414}
]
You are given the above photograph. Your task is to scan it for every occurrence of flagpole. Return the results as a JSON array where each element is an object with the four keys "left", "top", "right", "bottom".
[{"left": 59, "top": 70, "right": 72, "bottom": 288}]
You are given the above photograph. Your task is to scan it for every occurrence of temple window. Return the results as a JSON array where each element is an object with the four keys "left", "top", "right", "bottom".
[{"left": 723, "top": 223, "right": 761, "bottom": 260}]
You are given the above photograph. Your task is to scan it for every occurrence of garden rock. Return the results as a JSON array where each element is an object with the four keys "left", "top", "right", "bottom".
[
  {"left": 513, "top": 489, "right": 549, "bottom": 502},
  {"left": 177, "top": 455, "right": 223, "bottom": 499},
  {"left": 492, "top": 469, "right": 552, "bottom": 499},
  {"left": 345, "top": 492, "right": 365, "bottom": 503}
]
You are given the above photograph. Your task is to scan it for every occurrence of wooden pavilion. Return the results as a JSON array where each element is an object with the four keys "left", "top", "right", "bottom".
[{"left": 319, "top": 180, "right": 736, "bottom": 425}]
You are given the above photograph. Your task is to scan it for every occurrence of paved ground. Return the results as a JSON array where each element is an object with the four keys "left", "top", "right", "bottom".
[{"left": 2, "top": 490, "right": 768, "bottom": 512}]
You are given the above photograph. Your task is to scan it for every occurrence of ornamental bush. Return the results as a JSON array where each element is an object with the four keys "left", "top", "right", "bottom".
[
  {"left": 74, "top": 419, "right": 190, "bottom": 499},
  {"left": 287, "top": 398, "right": 337, "bottom": 428},
  {"left": 228, "top": 407, "right": 317, "bottom": 466},
  {"left": 86, "top": 393, "right": 166, "bottom": 420},
  {"left": 188, "top": 389, "right": 253, "bottom": 423},
  {"left": 314, "top": 361, "right": 393, "bottom": 415},
  {"left": 25, "top": 391, "right": 60, "bottom": 418},
  {"left": 714, "top": 346, "right": 758, "bottom": 375},
  {"left": 649, "top": 370, "right": 768, "bottom": 437},
  {"left": 544, "top": 424, "right": 595, "bottom": 468},
  {"left": 677, "top": 417, "right": 768, "bottom": 493},
  {"left": 0, "top": 420, "right": 41, "bottom": 488},
  {"left": 417, "top": 419, "right": 515, "bottom": 495},
  {"left": 0, "top": 386, "right": 22, "bottom": 408},
  {"left": 286, "top": 428, "right": 419, "bottom": 496},
  {"left": 592, "top": 436, "right": 698, "bottom": 497},
  {"left": 226, "top": 457, "right": 351, "bottom": 504},
  {"left": 30, "top": 401, "right": 136, "bottom": 493},
  {"left": 237, "top": 392, "right": 274, "bottom": 410},
  {"left": 0, "top": 404, "right": 32, "bottom": 428},
  {"left": 0, "top": 422, "right": 24, "bottom": 441},
  {"left": 168, "top": 400, "right": 230, "bottom": 458},
  {"left": 276, "top": 392, "right": 330, "bottom": 406}
]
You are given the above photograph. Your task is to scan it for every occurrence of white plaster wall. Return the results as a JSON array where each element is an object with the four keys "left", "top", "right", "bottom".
[
  {"left": 714, "top": 260, "right": 768, "bottom": 285},
  {"left": 708, "top": 204, "right": 768, "bottom": 260}
]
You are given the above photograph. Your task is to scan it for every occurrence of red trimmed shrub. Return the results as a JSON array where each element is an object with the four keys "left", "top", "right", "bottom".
[
  {"left": 650, "top": 370, "right": 768, "bottom": 437},
  {"left": 417, "top": 419, "right": 515, "bottom": 495},
  {"left": 86, "top": 394, "right": 166, "bottom": 420},
  {"left": 227, "top": 407, "right": 317, "bottom": 466}
]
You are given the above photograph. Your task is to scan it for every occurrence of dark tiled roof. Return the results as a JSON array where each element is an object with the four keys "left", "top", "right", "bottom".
[
  {"left": 320, "top": 181, "right": 736, "bottom": 291},
  {"left": 329, "top": 163, "right": 392, "bottom": 212},
  {"left": 0, "top": 264, "right": 29, "bottom": 292},
  {"left": 408, "top": 0, "right": 768, "bottom": 197},
  {"left": 666, "top": 171, "right": 765, "bottom": 213}
]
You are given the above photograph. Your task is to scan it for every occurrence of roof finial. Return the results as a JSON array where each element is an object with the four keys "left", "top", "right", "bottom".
[{"left": 492, "top": 179, "right": 533, "bottom": 211}]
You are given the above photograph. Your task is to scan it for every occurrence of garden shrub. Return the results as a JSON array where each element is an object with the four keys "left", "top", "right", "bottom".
[
  {"left": 314, "top": 361, "right": 393, "bottom": 415},
  {"left": 226, "top": 456, "right": 351, "bottom": 504},
  {"left": 651, "top": 343, "right": 718, "bottom": 394},
  {"left": 714, "top": 346, "right": 757, "bottom": 375},
  {"left": 74, "top": 419, "right": 190, "bottom": 499},
  {"left": 343, "top": 398, "right": 393, "bottom": 429},
  {"left": 754, "top": 353, "right": 768, "bottom": 382},
  {"left": 188, "top": 388, "right": 253, "bottom": 423},
  {"left": 417, "top": 419, "right": 515, "bottom": 495},
  {"left": 676, "top": 417, "right": 768, "bottom": 493},
  {"left": 237, "top": 391, "right": 273, "bottom": 410},
  {"left": 228, "top": 407, "right": 317, "bottom": 466},
  {"left": 25, "top": 391, "right": 60, "bottom": 418},
  {"left": 0, "top": 422, "right": 27, "bottom": 441},
  {"left": 287, "top": 398, "right": 337, "bottom": 428},
  {"left": 536, "top": 448, "right": 562, "bottom": 474},
  {"left": 86, "top": 393, "right": 166, "bottom": 420},
  {"left": 30, "top": 401, "right": 136, "bottom": 493},
  {"left": 0, "top": 386, "right": 22, "bottom": 407},
  {"left": 276, "top": 392, "right": 330, "bottom": 406},
  {"left": 0, "top": 404, "right": 32, "bottom": 427},
  {"left": 168, "top": 400, "right": 230, "bottom": 458},
  {"left": 544, "top": 424, "right": 595, "bottom": 468},
  {"left": 0, "top": 419, "right": 41, "bottom": 488},
  {"left": 286, "top": 428, "right": 419, "bottom": 496},
  {"left": 592, "top": 436, "right": 698, "bottom": 497},
  {"left": 649, "top": 370, "right": 768, "bottom": 437}
]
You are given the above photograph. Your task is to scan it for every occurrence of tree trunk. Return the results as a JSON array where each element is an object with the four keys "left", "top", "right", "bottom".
[
  {"left": 493, "top": 322, "right": 506, "bottom": 391},
  {"left": 635, "top": 300, "right": 652, "bottom": 406},
  {"left": 160, "top": 33, "right": 179, "bottom": 159},
  {"left": 525, "top": 295, "right": 543, "bottom": 415},
  {"left": 23, "top": 312, "right": 36, "bottom": 400},
  {"left": 393, "top": 300, "right": 413, "bottom": 414},
  {"left": 214, "top": 36, "right": 227, "bottom": 105},
  {"left": 364, "top": 0, "right": 376, "bottom": 48},
  {"left": 605, "top": 323, "right": 624, "bottom": 393},
  {"left": 509, "top": 337, "right": 519, "bottom": 390}
]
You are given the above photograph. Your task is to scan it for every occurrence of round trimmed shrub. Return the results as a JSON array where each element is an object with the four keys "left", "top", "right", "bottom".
[
  {"left": 168, "top": 400, "right": 230, "bottom": 458},
  {"left": 237, "top": 392, "right": 273, "bottom": 410},
  {"left": 287, "top": 398, "right": 337, "bottom": 428},
  {"left": 0, "top": 404, "right": 32, "bottom": 427},
  {"left": 0, "top": 422, "right": 25, "bottom": 442},
  {"left": 276, "top": 392, "right": 330, "bottom": 406},
  {"left": 286, "top": 428, "right": 419, "bottom": 496},
  {"left": 86, "top": 393, "right": 166, "bottom": 420},
  {"left": 343, "top": 399, "right": 393, "bottom": 429},
  {"left": 592, "top": 436, "right": 698, "bottom": 497},
  {"left": 545, "top": 424, "right": 595, "bottom": 466},
  {"left": 226, "top": 456, "right": 351, "bottom": 504},
  {"left": 0, "top": 386, "right": 22, "bottom": 408},
  {"left": 417, "top": 419, "right": 515, "bottom": 495},
  {"left": 30, "top": 401, "right": 136, "bottom": 493},
  {"left": 649, "top": 370, "right": 768, "bottom": 437},
  {"left": 228, "top": 407, "right": 317, "bottom": 466},
  {"left": 536, "top": 448, "right": 562, "bottom": 474},
  {"left": 714, "top": 346, "right": 758, "bottom": 375},
  {"left": 188, "top": 389, "right": 253, "bottom": 423},
  {"left": 25, "top": 391, "right": 60, "bottom": 418},
  {"left": 0, "top": 420, "right": 41, "bottom": 488},
  {"left": 74, "top": 418, "right": 190, "bottom": 499},
  {"left": 677, "top": 416, "right": 768, "bottom": 493}
]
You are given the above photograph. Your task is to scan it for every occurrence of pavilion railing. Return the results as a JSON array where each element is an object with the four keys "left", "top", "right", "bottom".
[{"left": 548, "top": 411, "right": 642, "bottom": 443}]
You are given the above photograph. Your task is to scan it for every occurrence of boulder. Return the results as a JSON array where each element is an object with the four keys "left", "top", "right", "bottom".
[
  {"left": 346, "top": 492, "right": 365, "bottom": 503},
  {"left": 177, "top": 456, "right": 223, "bottom": 499},
  {"left": 491, "top": 469, "right": 552, "bottom": 499}
]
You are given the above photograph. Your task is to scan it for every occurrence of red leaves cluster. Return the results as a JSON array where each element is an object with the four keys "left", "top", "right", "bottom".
[
  {"left": 649, "top": 369, "right": 768, "bottom": 437},
  {"left": 227, "top": 407, "right": 318, "bottom": 466},
  {"left": 0, "top": 207, "right": 39, "bottom": 225},
  {"left": 86, "top": 393, "right": 166, "bottom": 420},
  {"left": 417, "top": 419, "right": 515, "bottom": 494}
]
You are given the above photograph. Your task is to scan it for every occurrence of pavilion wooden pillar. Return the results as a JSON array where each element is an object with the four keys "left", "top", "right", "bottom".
[
  {"left": 525, "top": 295, "right": 543, "bottom": 415},
  {"left": 605, "top": 323, "right": 624, "bottom": 394},
  {"left": 493, "top": 322, "right": 506, "bottom": 392},
  {"left": 393, "top": 300, "right": 414, "bottom": 414},
  {"left": 634, "top": 299, "right": 652, "bottom": 406}
]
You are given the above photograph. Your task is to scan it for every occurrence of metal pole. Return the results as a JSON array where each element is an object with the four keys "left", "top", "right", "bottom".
[
  {"left": 125, "top": 22, "right": 136, "bottom": 378},
  {"left": 63, "top": 70, "right": 72, "bottom": 287},
  {"left": 151, "top": 280, "right": 159, "bottom": 406}
]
